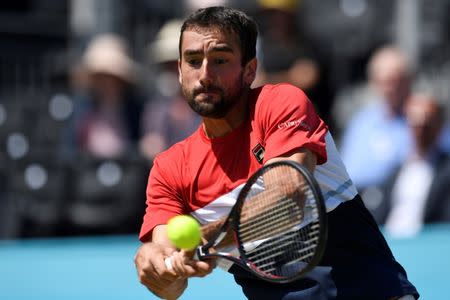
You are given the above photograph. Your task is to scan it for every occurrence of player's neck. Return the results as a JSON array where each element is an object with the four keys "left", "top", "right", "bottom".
[{"left": 202, "top": 95, "right": 249, "bottom": 138}]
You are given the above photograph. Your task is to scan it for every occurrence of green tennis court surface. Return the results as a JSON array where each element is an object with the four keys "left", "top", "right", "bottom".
[{"left": 1, "top": 224, "right": 449, "bottom": 299}]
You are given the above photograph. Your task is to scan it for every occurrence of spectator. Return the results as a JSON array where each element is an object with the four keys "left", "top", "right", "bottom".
[
  {"left": 139, "top": 19, "right": 201, "bottom": 160},
  {"left": 372, "top": 86, "right": 450, "bottom": 237},
  {"left": 338, "top": 45, "right": 413, "bottom": 192},
  {"left": 64, "top": 33, "right": 144, "bottom": 159}
]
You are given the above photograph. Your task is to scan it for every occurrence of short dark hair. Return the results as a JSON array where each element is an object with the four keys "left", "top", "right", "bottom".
[{"left": 179, "top": 6, "right": 258, "bottom": 66}]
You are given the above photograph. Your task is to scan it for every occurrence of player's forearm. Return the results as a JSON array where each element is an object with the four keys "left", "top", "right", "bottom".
[
  {"left": 266, "top": 148, "right": 317, "bottom": 172},
  {"left": 201, "top": 218, "right": 225, "bottom": 240},
  {"left": 200, "top": 218, "right": 235, "bottom": 249}
]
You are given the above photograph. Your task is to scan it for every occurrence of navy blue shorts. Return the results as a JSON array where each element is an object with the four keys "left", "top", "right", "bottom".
[{"left": 229, "top": 196, "right": 419, "bottom": 300}]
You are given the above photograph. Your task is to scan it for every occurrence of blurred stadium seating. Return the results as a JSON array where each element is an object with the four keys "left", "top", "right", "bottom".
[{"left": 67, "top": 152, "right": 150, "bottom": 235}]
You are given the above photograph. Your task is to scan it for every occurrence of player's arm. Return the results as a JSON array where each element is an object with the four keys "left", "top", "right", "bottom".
[
  {"left": 263, "top": 148, "right": 317, "bottom": 196},
  {"left": 266, "top": 148, "right": 317, "bottom": 173}
]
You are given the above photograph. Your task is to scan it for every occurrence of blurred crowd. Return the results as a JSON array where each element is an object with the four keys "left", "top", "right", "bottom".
[{"left": 1, "top": 0, "right": 450, "bottom": 239}]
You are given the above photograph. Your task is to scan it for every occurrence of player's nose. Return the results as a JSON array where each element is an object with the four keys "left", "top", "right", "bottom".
[{"left": 199, "top": 60, "right": 214, "bottom": 87}]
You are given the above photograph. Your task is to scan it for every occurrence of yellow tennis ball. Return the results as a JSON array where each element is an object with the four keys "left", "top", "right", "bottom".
[{"left": 167, "top": 215, "right": 201, "bottom": 250}]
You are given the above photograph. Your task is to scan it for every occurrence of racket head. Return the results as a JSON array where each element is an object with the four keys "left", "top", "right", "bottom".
[{"left": 232, "top": 160, "right": 327, "bottom": 283}]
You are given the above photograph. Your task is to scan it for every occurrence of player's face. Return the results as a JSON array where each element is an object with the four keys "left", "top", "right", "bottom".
[{"left": 178, "top": 27, "right": 253, "bottom": 118}]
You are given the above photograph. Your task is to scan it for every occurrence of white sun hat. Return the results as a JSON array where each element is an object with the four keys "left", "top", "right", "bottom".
[
  {"left": 83, "top": 33, "right": 138, "bottom": 83},
  {"left": 148, "top": 19, "right": 183, "bottom": 64}
]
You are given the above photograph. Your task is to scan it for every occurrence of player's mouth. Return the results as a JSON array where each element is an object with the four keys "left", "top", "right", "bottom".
[{"left": 194, "top": 87, "right": 222, "bottom": 101}]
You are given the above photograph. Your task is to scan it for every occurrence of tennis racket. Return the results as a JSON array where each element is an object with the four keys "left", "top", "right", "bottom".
[{"left": 167, "top": 160, "right": 327, "bottom": 283}]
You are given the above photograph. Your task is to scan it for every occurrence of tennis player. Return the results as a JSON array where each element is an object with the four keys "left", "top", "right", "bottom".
[{"left": 134, "top": 6, "right": 419, "bottom": 300}]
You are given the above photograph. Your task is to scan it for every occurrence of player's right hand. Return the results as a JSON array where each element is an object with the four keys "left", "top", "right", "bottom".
[{"left": 134, "top": 242, "right": 186, "bottom": 300}]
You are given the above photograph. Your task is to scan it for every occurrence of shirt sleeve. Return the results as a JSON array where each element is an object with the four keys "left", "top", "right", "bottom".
[
  {"left": 257, "top": 84, "right": 328, "bottom": 164},
  {"left": 139, "top": 156, "right": 185, "bottom": 242}
]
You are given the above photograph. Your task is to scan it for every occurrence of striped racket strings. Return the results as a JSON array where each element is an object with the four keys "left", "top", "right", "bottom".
[{"left": 237, "top": 164, "right": 321, "bottom": 278}]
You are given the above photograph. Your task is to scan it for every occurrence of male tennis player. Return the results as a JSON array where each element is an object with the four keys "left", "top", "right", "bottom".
[{"left": 134, "top": 6, "right": 418, "bottom": 300}]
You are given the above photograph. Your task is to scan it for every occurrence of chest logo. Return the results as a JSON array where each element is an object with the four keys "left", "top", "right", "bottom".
[{"left": 252, "top": 143, "right": 265, "bottom": 163}]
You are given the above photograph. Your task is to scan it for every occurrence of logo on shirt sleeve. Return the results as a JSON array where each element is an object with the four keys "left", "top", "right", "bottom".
[
  {"left": 277, "top": 119, "right": 311, "bottom": 131},
  {"left": 252, "top": 143, "right": 265, "bottom": 163}
]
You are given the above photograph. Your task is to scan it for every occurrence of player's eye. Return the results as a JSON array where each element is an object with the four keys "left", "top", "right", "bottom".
[
  {"left": 187, "top": 58, "right": 201, "bottom": 67},
  {"left": 215, "top": 58, "right": 228, "bottom": 65}
]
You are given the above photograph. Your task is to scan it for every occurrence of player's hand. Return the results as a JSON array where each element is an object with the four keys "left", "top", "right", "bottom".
[
  {"left": 166, "top": 249, "right": 215, "bottom": 278},
  {"left": 134, "top": 242, "right": 186, "bottom": 300}
]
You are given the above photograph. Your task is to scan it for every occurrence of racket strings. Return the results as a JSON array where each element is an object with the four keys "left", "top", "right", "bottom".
[
  {"left": 249, "top": 236, "right": 319, "bottom": 273},
  {"left": 244, "top": 230, "right": 319, "bottom": 263},
  {"left": 245, "top": 221, "right": 321, "bottom": 277},
  {"left": 239, "top": 172, "right": 308, "bottom": 241},
  {"left": 238, "top": 199, "right": 301, "bottom": 240},
  {"left": 237, "top": 166, "right": 322, "bottom": 278}
]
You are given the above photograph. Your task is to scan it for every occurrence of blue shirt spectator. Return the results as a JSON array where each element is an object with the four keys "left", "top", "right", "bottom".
[{"left": 339, "top": 100, "right": 411, "bottom": 189}]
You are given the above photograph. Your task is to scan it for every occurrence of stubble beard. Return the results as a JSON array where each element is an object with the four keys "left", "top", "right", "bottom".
[{"left": 183, "top": 72, "right": 246, "bottom": 119}]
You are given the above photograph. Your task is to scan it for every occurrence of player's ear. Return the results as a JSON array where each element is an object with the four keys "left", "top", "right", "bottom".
[
  {"left": 243, "top": 58, "right": 257, "bottom": 86},
  {"left": 178, "top": 59, "right": 182, "bottom": 84}
]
